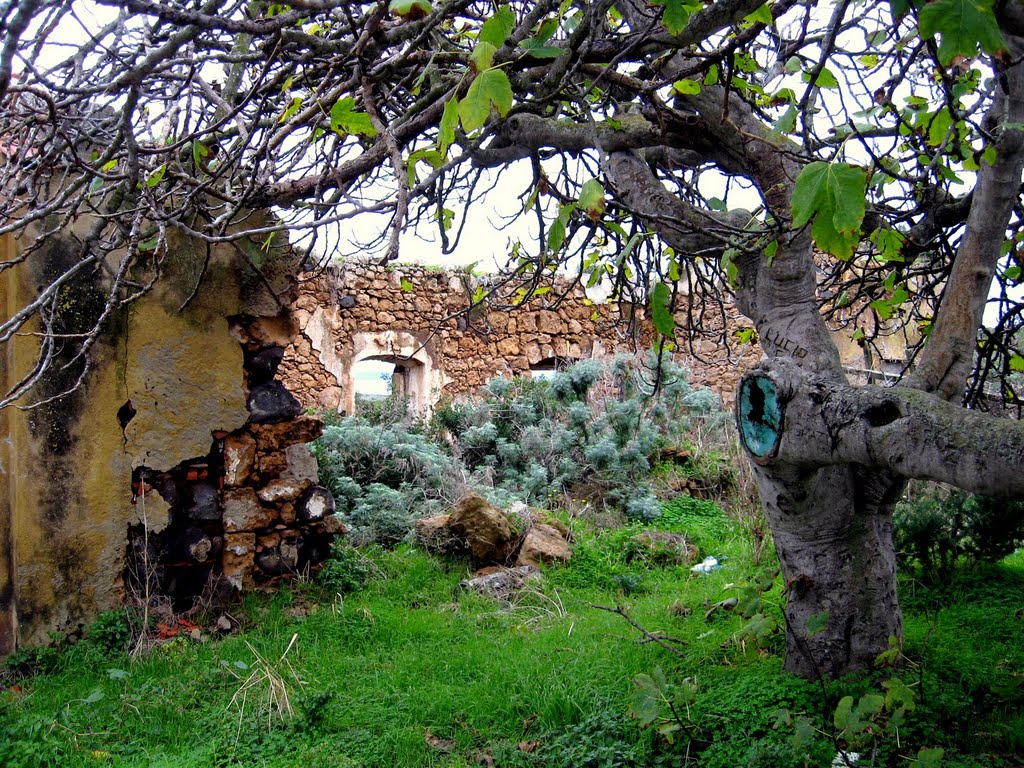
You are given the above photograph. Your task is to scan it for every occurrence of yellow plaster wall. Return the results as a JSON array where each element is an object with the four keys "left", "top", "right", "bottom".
[{"left": 0, "top": 227, "right": 296, "bottom": 650}]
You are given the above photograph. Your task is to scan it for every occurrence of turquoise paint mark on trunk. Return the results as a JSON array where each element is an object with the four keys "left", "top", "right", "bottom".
[{"left": 739, "top": 376, "right": 782, "bottom": 457}]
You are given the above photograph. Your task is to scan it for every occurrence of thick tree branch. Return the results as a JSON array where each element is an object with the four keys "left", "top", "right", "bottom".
[
  {"left": 740, "top": 359, "right": 1024, "bottom": 497},
  {"left": 910, "top": 35, "right": 1024, "bottom": 400}
]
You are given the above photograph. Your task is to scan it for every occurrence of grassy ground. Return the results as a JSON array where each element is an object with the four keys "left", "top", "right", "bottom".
[{"left": 1, "top": 506, "right": 1022, "bottom": 768}]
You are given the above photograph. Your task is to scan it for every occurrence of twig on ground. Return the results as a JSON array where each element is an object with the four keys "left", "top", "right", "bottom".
[{"left": 592, "top": 603, "right": 687, "bottom": 657}]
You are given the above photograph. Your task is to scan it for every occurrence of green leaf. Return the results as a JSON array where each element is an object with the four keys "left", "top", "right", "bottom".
[
  {"left": 805, "top": 610, "right": 829, "bottom": 636},
  {"left": 653, "top": 0, "right": 695, "bottom": 35},
  {"left": 793, "top": 715, "right": 816, "bottom": 747},
  {"left": 547, "top": 203, "right": 574, "bottom": 252},
  {"left": 279, "top": 95, "right": 303, "bottom": 124},
  {"left": 192, "top": 140, "right": 210, "bottom": 169},
  {"left": 870, "top": 288, "right": 909, "bottom": 320},
  {"left": 738, "top": 612, "right": 777, "bottom": 641},
  {"left": 803, "top": 66, "right": 839, "bottom": 89},
  {"left": 791, "top": 161, "right": 868, "bottom": 259},
  {"left": 472, "top": 285, "right": 487, "bottom": 304},
  {"left": 927, "top": 107, "right": 953, "bottom": 146},
  {"left": 579, "top": 178, "right": 606, "bottom": 219},
  {"left": 145, "top": 164, "right": 167, "bottom": 188},
  {"left": 735, "top": 327, "right": 757, "bottom": 344},
  {"left": 919, "top": 0, "right": 1005, "bottom": 65},
  {"left": 389, "top": 0, "right": 431, "bottom": 17},
  {"left": 400, "top": 278, "right": 415, "bottom": 292},
  {"left": 330, "top": 97, "right": 376, "bottom": 138},
  {"left": 704, "top": 64, "right": 719, "bottom": 85},
  {"left": 629, "top": 673, "right": 664, "bottom": 726},
  {"left": 479, "top": 5, "right": 515, "bottom": 47},
  {"left": 438, "top": 97, "right": 458, "bottom": 155},
  {"left": 458, "top": 68, "right": 513, "bottom": 133},
  {"left": 772, "top": 105, "right": 797, "bottom": 136},
  {"left": 871, "top": 227, "right": 906, "bottom": 262},
  {"left": 883, "top": 678, "right": 916, "bottom": 713},
  {"left": 672, "top": 79, "right": 701, "bottom": 95},
  {"left": 721, "top": 248, "right": 739, "bottom": 287},
  {"left": 910, "top": 747, "right": 945, "bottom": 768},
  {"left": 471, "top": 40, "right": 497, "bottom": 70},
  {"left": 833, "top": 696, "right": 858, "bottom": 731},
  {"left": 744, "top": 3, "right": 773, "bottom": 25},
  {"left": 889, "top": 0, "right": 912, "bottom": 19},
  {"left": 520, "top": 38, "right": 564, "bottom": 58},
  {"left": 650, "top": 282, "right": 675, "bottom": 338},
  {"left": 1009, "top": 353, "right": 1024, "bottom": 372},
  {"left": 857, "top": 693, "right": 885, "bottom": 718},
  {"left": 83, "top": 688, "right": 105, "bottom": 704},
  {"left": 406, "top": 149, "right": 445, "bottom": 185}
]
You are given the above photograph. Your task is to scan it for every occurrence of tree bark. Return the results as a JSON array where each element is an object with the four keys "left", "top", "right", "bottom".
[
  {"left": 751, "top": 462, "right": 902, "bottom": 679},
  {"left": 737, "top": 358, "right": 1024, "bottom": 677}
]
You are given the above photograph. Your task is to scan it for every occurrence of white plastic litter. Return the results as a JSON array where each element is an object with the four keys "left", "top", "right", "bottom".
[
  {"left": 690, "top": 556, "right": 720, "bottom": 574},
  {"left": 831, "top": 751, "right": 861, "bottom": 767}
]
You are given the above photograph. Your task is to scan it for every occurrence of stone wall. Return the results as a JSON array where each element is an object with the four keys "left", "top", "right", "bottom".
[{"left": 279, "top": 263, "right": 763, "bottom": 414}]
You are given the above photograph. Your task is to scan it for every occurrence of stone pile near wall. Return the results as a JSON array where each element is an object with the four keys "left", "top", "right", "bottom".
[
  {"left": 127, "top": 319, "right": 344, "bottom": 607},
  {"left": 279, "top": 262, "right": 762, "bottom": 413}
]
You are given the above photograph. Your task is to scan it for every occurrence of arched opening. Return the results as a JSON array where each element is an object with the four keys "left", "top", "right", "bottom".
[
  {"left": 351, "top": 358, "right": 395, "bottom": 402},
  {"left": 346, "top": 331, "right": 439, "bottom": 416}
]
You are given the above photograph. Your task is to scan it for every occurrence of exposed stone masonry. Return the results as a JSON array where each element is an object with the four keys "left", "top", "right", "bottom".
[{"left": 280, "top": 262, "right": 762, "bottom": 413}]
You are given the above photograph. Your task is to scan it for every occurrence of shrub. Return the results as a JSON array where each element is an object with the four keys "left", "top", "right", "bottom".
[
  {"left": 311, "top": 355, "right": 726, "bottom": 544},
  {"left": 86, "top": 609, "right": 134, "bottom": 655},
  {"left": 311, "top": 416, "right": 463, "bottom": 545},
  {"left": 317, "top": 540, "right": 372, "bottom": 595},
  {"left": 450, "top": 355, "right": 724, "bottom": 517},
  {"left": 894, "top": 484, "right": 1024, "bottom": 579}
]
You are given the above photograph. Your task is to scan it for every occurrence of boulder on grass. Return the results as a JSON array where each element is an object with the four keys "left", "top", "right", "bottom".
[
  {"left": 628, "top": 530, "right": 699, "bottom": 567},
  {"left": 415, "top": 514, "right": 462, "bottom": 554},
  {"left": 516, "top": 524, "right": 572, "bottom": 568},
  {"left": 459, "top": 565, "right": 539, "bottom": 600},
  {"left": 447, "top": 494, "right": 515, "bottom": 565}
]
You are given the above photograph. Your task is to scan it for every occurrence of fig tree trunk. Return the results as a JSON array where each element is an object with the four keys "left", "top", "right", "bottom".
[{"left": 736, "top": 360, "right": 1024, "bottom": 677}]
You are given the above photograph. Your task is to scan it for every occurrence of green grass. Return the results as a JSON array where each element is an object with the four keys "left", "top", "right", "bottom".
[{"left": 2, "top": 505, "right": 1023, "bottom": 767}]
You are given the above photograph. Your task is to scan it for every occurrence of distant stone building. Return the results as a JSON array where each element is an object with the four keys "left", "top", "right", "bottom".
[{"left": 279, "top": 262, "right": 763, "bottom": 414}]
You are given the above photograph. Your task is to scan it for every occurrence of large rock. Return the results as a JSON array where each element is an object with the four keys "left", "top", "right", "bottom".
[
  {"left": 249, "top": 416, "right": 324, "bottom": 452},
  {"left": 257, "top": 478, "right": 311, "bottom": 504},
  {"left": 222, "top": 533, "right": 256, "bottom": 590},
  {"left": 244, "top": 346, "right": 285, "bottom": 386},
  {"left": 223, "top": 433, "right": 257, "bottom": 487},
  {"left": 248, "top": 381, "right": 303, "bottom": 423},
  {"left": 185, "top": 482, "right": 221, "bottom": 521},
  {"left": 459, "top": 565, "right": 539, "bottom": 600},
  {"left": 516, "top": 524, "right": 572, "bottom": 568},
  {"left": 282, "top": 443, "right": 319, "bottom": 483},
  {"left": 298, "top": 485, "right": 335, "bottom": 521},
  {"left": 415, "top": 514, "right": 462, "bottom": 554},
  {"left": 628, "top": 530, "right": 699, "bottom": 567},
  {"left": 447, "top": 494, "right": 515, "bottom": 565}
]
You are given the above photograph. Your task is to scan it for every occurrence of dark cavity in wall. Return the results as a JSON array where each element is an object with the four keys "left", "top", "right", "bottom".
[{"left": 125, "top": 439, "right": 228, "bottom": 612}]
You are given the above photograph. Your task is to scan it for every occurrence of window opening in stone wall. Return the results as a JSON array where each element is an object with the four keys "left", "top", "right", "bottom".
[
  {"left": 529, "top": 356, "right": 578, "bottom": 382},
  {"left": 351, "top": 356, "right": 425, "bottom": 416}
]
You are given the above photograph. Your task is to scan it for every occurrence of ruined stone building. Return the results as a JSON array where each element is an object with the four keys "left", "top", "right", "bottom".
[{"left": 277, "top": 261, "right": 764, "bottom": 415}]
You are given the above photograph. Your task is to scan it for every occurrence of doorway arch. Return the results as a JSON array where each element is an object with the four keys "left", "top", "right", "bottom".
[{"left": 346, "top": 331, "right": 438, "bottom": 415}]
